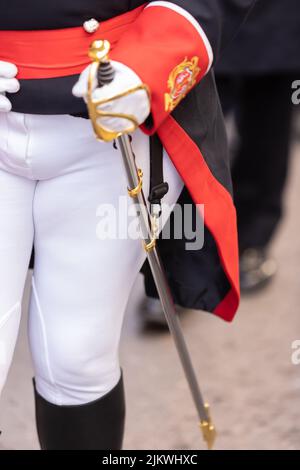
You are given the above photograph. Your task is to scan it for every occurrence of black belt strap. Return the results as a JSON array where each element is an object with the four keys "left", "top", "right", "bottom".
[{"left": 149, "top": 134, "right": 169, "bottom": 207}]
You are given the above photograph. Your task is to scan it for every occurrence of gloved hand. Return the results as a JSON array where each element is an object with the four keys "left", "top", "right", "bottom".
[
  {"left": 72, "top": 61, "right": 150, "bottom": 134},
  {"left": 0, "top": 61, "right": 20, "bottom": 112}
]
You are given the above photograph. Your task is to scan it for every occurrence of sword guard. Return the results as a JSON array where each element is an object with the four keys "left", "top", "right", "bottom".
[{"left": 200, "top": 403, "right": 217, "bottom": 450}]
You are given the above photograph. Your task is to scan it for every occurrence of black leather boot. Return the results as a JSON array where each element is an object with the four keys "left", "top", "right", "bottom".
[{"left": 33, "top": 375, "right": 125, "bottom": 450}]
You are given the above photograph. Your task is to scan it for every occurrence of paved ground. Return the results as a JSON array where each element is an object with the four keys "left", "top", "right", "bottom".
[{"left": 0, "top": 141, "right": 299, "bottom": 451}]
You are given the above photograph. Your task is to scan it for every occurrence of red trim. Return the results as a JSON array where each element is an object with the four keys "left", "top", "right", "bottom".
[
  {"left": 157, "top": 116, "right": 240, "bottom": 322},
  {"left": 111, "top": 4, "right": 210, "bottom": 133},
  {"left": 0, "top": 5, "right": 145, "bottom": 79}
]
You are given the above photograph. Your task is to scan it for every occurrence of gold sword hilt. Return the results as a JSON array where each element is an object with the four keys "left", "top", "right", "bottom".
[
  {"left": 200, "top": 403, "right": 217, "bottom": 450},
  {"left": 87, "top": 39, "right": 150, "bottom": 142}
]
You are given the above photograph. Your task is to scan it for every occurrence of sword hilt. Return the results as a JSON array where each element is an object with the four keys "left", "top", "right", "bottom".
[{"left": 87, "top": 39, "right": 149, "bottom": 142}]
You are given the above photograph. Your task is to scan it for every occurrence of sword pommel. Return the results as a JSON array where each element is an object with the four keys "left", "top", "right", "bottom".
[{"left": 88, "top": 39, "right": 111, "bottom": 63}]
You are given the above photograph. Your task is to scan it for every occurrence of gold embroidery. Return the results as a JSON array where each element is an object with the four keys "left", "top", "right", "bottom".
[{"left": 165, "top": 57, "right": 200, "bottom": 112}]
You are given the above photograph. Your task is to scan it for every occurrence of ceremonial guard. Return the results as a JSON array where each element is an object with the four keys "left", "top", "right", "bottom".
[{"left": 0, "top": 1, "right": 253, "bottom": 449}]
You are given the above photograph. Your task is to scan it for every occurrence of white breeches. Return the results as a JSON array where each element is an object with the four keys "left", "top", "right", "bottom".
[{"left": 0, "top": 112, "right": 183, "bottom": 405}]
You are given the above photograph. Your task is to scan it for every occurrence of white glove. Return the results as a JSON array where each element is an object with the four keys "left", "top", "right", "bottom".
[
  {"left": 72, "top": 61, "right": 150, "bottom": 134},
  {"left": 0, "top": 61, "right": 20, "bottom": 112}
]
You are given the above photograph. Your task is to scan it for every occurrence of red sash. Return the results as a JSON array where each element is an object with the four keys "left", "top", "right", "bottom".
[{"left": 0, "top": 5, "right": 145, "bottom": 79}]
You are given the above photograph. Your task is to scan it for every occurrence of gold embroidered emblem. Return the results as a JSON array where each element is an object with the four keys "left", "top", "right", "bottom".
[{"left": 165, "top": 57, "right": 201, "bottom": 112}]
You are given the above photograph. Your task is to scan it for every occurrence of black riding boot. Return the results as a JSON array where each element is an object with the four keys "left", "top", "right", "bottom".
[{"left": 33, "top": 376, "right": 125, "bottom": 450}]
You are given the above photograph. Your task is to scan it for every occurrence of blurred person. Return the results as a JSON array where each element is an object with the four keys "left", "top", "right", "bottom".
[
  {"left": 141, "top": 0, "right": 300, "bottom": 328},
  {"left": 0, "top": 0, "right": 255, "bottom": 450},
  {"left": 215, "top": 0, "right": 300, "bottom": 292}
]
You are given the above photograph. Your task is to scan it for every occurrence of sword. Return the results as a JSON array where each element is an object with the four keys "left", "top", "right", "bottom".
[{"left": 86, "top": 39, "right": 216, "bottom": 450}]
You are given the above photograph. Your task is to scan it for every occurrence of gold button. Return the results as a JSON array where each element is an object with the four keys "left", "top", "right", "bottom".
[{"left": 83, "top": 18, "right": 100, "bottom": 34}]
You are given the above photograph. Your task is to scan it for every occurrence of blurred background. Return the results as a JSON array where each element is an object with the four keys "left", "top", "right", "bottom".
[{"left": 1, "top": 0, "right": 300, "bottom": 450}]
